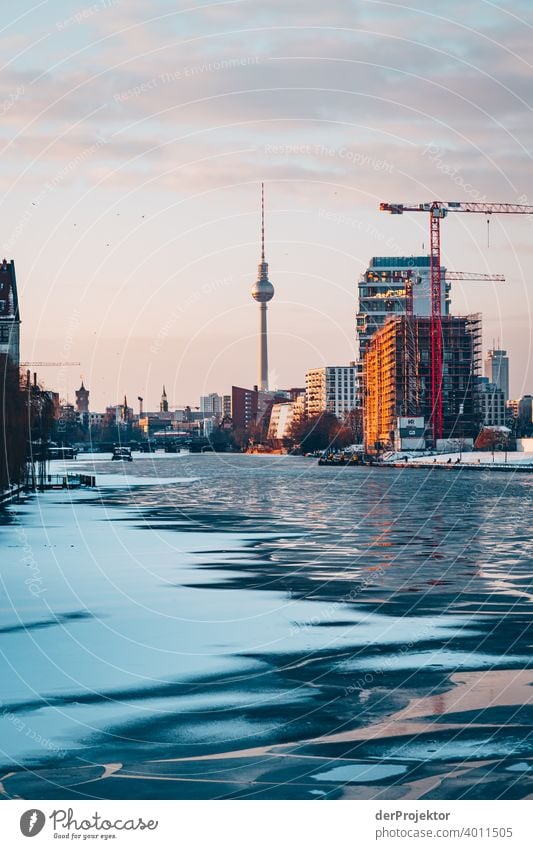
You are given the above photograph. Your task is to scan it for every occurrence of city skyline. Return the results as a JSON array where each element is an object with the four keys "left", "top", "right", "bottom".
[{"left": 3, "top": 1, "right": 533, "bottom": 408}]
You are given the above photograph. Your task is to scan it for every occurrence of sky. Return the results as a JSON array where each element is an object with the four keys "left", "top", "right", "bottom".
[{"left": 3, "top": 0, "right": 533, "bottom": 410}]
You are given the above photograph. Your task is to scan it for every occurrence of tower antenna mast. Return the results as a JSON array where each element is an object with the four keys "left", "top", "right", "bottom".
[
  {"left": 261, "top": 181, "right": 265, "bottom": 262},
  {"left": 251, "top": 182, "right": 275, "bottom": 391}
]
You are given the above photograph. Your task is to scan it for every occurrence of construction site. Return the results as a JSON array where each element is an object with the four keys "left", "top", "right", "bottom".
[
  {"left": 359, "top": 200, "right": 533, "bottom": 454},
  {"left": 363, "top": 314, "right": 482, "bottom": 452}
]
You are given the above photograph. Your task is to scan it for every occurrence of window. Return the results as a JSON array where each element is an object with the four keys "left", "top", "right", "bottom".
[{"left": 0, "top": 324, "right": 13, "bottom": 343}]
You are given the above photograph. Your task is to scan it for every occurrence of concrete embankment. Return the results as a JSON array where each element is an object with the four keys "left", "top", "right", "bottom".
[
  {"left": 382, "top": 461, "right": 533, "bottom": 472},
  {"left": 318, "top": 460, "right": 533, "bottom": 472}
]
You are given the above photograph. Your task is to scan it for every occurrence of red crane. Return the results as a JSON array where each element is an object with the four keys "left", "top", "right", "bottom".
[{"left": 380, "top": 201, "right": 533, "bottom": 444}]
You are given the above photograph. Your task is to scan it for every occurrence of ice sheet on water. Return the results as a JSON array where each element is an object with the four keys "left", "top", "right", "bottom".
[
  {"left": 382, "top": 736, "right": 531, "bottom": 763},
  {"left": 313, "top": 763, "right": 407, "bottom": 783},
  {"left": 87, "top": 474, "right": 198, "bottom": 488},
  {"left": 506, "top": 762, "right": 532, "bottom": 772},
  {"left": 341, "top": 650, "right": 529, "bottom": 673}
]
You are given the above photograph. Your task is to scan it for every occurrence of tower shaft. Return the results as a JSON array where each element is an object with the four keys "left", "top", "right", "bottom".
[{"left": 259, "top": 303, "right": 268, "bottom": 391}]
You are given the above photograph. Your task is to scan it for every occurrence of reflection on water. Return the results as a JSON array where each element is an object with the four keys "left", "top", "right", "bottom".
[{"left": 0, "top": 454, "right": 532, "bottom": 800}]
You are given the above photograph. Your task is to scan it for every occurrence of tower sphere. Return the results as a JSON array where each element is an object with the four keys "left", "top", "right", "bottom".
[{"left": 252, "top": 262, "right": 274, "bottom": 302}]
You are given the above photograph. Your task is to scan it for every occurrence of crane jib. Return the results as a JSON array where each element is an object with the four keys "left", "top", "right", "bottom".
[{"left": 380, "top": 201, "right": 533, "bottom": 214}]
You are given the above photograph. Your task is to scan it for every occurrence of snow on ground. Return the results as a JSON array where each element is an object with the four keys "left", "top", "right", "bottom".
[{"left": 384, "top": 450, "right": 533, "bottom": 466}]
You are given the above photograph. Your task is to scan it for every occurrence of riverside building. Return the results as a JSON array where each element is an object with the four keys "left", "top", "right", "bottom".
[
  {"left": 0, "top": 259, "right": 20, "bottom": 366},
  {"left": 363, "top": 315, "right": 481, "bottom": 452},
  {"left": 305, "top": 364, "right": 358, "bottom": 421},
  {"left": 484, "top": 348, "right": 509, "bottom": 402},
  {"left": 357, "top": 255, "right": 450, "bottom": 360},
  {"left": 477, "top": 377, "right": 506, "bottom": 427}
]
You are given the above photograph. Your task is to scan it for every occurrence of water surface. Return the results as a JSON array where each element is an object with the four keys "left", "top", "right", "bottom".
[{"left": 0, "top": 453, "right": 531, "bottom": 799}]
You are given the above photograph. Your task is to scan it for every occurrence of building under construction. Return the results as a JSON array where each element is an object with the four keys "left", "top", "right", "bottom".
[
  {"left": 363, "top": 314, "right": 481, "bottom": 452},
  {"left": 357, "top": 256, "right": 450, "bottom": 360}
]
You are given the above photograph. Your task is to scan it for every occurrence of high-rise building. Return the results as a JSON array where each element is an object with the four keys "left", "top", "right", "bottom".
[
  {"left": 200, "top": 393, "right": 223, "bottom": 417},
  {"left": 75, "top": 381, "right": 89, "bottom": 413},
  {"left": 0, "top": 259, "right": 20, "bottom": 365},
  {"left": 363, "top": 315, "right": 481, "bottom": 451},
  {"left": 477, "top": 377, "right": 506, "bottom": 427},
  {"left": 251, "top": 183, "right": 274, "bottom": 391},
  {"left": 160, "top": 385, "right": 169, "bottom": 413},
  {"left": 305, "top": 365, "right": 358, "bottom": 421},
  {"left": 357, "top": 256, "right": 450, "bottom": 360},
  {"left": 223, "top": 394, "right": 232, "bottom": 419},
  {"left": 484, "top": 348, "right": 509, "bottom": 402},
  {"left": 231, "top": 385, "right": 259, "bottom": 430}
]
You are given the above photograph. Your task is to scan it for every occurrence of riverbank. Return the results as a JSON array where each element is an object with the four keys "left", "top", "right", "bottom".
[{"left": 319, "top": 450, "right": 533, "bottom": 472}]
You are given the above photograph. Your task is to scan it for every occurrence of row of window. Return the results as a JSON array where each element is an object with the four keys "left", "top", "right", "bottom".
[
  {"left": 371, "top": 256, "right": 431, "bottom": 268},
  {"left": 0, "top": 324, "right": 15, "bottom": 343}
]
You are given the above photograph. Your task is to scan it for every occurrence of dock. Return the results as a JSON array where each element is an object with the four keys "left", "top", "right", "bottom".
[
  {"left": 26, "top": 473, "right": 97, "bottom": 491},
  {"left": 318, "top": 457, "right": 533, "bottom": 473}
]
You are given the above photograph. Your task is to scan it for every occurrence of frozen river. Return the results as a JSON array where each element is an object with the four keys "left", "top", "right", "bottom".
[{"left": 0, "top": 453, "right": 532, "bottom": 799}]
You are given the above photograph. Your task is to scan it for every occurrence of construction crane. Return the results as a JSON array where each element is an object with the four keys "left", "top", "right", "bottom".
[
  {"left": 380, "top": 201, "right": 533, "bottom": 443},
  {"left": 20, "top": 361, "right": 81, "bottom": 367},
  {"left": 398, "top": 270, "right": 504, "bottom": 421},
  {"left": 445, "top": 271, "right": 505, "bottom": 282},
  {"left": 402, "top": 270, "right": 505, "bottom": 316}
]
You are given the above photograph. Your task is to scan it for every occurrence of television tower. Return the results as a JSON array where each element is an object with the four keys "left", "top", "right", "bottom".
[{"left": 251, "top": 182, "right": 274, "bottom": 391}]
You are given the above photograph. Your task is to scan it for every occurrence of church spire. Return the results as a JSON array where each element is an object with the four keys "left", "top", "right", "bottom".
[{"left": 160, "top": 385, "right": 169, "bottom": 413}]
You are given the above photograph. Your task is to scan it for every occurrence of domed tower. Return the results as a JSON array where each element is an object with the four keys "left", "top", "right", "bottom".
[{"left": 251, "top": 183, "right": 274, "bottom": 391}]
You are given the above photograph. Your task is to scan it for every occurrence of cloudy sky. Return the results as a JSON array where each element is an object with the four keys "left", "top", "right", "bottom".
[{"left": 3, "top": 0, "right": 533, "bottom": 408}]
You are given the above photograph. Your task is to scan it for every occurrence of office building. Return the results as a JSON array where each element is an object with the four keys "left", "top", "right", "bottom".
[
  {"left": 477, "top": 377, "right": 506, "bottom": 427},
  {"left": 200, "top": 393, "right": 223, "bottom": 417},
  {"left": 484, "top": 348, "right": 509, "bottom": 402}
]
